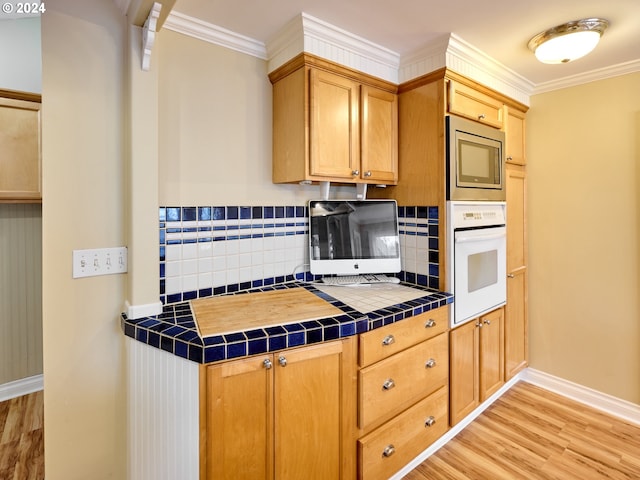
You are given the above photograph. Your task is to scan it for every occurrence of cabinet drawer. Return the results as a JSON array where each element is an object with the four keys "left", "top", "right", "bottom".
[
  {"left": 359, "top": 332, "right": 448, "bottom": 430},
  {"left": 359, "top": 306, "right": 448, "bottom": 367},
  {"left": 448, "top": 80, "right": 503, "bottom": 129},
  {"left": 358, "top": 386, "right": 448, "bottom": 480}
]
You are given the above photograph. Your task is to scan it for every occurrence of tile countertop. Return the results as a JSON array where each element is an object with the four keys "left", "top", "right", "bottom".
[{"left": 121, "top": 281, "right": 454, "bottom": 364}]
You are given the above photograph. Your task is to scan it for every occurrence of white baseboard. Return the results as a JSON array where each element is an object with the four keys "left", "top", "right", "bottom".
[
  {"left": 0, "top": 374, "right": 44, "bottom": 402},
  {"left": 125, "top": 300, "right": 162, "bottom": 320},
  {"left": 521, "top": 368, "right": 640, "bottom": 426}
]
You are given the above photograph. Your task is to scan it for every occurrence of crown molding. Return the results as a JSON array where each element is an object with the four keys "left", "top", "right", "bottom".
[
  {"left": 532, "top": 58, "right": 640, "bottom": 95},
  {"left": 163, "top": 10, "right": 267, "bottom": 59},
  {"left": 267, "top": 13, "right": 401, "bottom": 83},
  {"left": 162, "top": 10, "right": 639, "bottom": 102}
]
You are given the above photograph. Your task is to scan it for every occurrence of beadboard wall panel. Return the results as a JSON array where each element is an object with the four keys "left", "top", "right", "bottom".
[
  {"left": 126, "top": 337, "right": 200, "bottom": 480},
  {"left": 0, "top": 204, "right": 42, "bottom": 385}
]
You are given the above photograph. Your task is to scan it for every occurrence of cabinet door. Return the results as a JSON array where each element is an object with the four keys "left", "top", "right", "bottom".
[
  {"left": 449, "top": 320, "right": 479, "bottom": 425},
  {"left": 360, "top": 86, "right": 398, "bottom": 184},
  {"left": 0, "top": 97, "right": 41, "bottom": 201},
  {"left": 506, "top": 165, "right": 526, "bottom": 272},
  {"left": 206, "top": 356, "right": 274, "bottom": 480},
  {"left": 274, "top": 340, "right": 353, "bottom": 480},
  {"left": 309, "top": 69, "right": 360, "bottom": 180},
  {"left": 447, "top": 80, "right": 503, "bottom": 129},
  {"left": 479, "top": 308, "right": 504, "bottom": 401},
  {"left": 505, "top": 107, "right": 526, "bottom": 165},
  {"left": 506, "top": 268, "right": 527, "bottom": 379}
]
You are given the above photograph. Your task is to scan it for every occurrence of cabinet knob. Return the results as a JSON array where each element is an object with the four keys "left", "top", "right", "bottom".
[
  {"left": 475, "top": 321, "right": 483, "bottom": 328},
  {"left": 278, "top": 355, "right": 287, "bottom": 367},
  {"left": 382, "top": 379, "right": 396, "bottom": 390},
  {"left": 507, "top": 155, "right": 513, "bottom": 161},
  {"left": 382, "top": 445, "right": 395, "bottom": 458},
  {"left": 263, "top": 358, "right": 273, "bottom": 369},
  {"left": 381, "top": 334, "right": 395, "bottom": 346},
  {"left": 364, "top": 170, "right": 372, "bottom": 177},
  {"left": 484, "top": 319, "right": 492, "bottom": 326},
  {"left": 425, "top": 416, "right": 436, "bottom": 427},
  {"left": 351, "top": 169, "right": 360, "bottom": 176},
  {"left": 478, "top": 113, "right": 486, "bottom": 120},
  {"left": 425, "top": 358, "right": 436, "bottom": 369},
  {"left": 424, "top": 319, "right": 436, "bottom": 328},
  {"left": 507, "top": 273, "right": 515, "bottom": 278}
]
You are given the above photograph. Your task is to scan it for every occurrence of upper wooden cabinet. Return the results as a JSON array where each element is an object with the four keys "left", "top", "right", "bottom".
[
  {"left": 504, "top": 106, "right": 526, "bottom": 165},
  {"left": 0, "top": 92, "right": 42, "bottom": 202},
  {"left": 270, "top": 54, "right": 398, "bottom": 185},
  {"left": 447, "top": 79, "right": 504, "bottom": 129}
]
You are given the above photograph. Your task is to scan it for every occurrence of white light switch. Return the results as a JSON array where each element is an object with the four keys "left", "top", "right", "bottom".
[{"left": 73, "top": 247, "right": 128, "bottom": 278}]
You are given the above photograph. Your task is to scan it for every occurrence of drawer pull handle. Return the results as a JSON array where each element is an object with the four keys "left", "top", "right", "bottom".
[
  {"left": 382, "top": 445, "right": 395, "bottom": 458},
  {"left": 478, "top": 113, "right": 486, "bottom": 120},
  {"left": 424, "top": 319, "right": 436, "bottom": 328},
  {"left": 425, "top": 358, "right": 436, "bottom": 369},
  {"left": 381, "top": 335, "right": 395, "bottom": 346},
  {"left": 382, "top": 379, "right": 396, "bottom": 390},
  {"left": 278, "top": 356, "right": 287, "bottom": 367},
  {"left": 425, "top": 416, "right": 436, "bottom": 427}
]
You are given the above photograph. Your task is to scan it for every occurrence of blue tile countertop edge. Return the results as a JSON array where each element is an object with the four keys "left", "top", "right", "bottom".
[{"left": 121, "top": 282, "right": 454, "bottom": 364}]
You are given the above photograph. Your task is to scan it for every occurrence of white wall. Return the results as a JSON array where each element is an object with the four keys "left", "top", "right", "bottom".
[
  {"left": 0, "top": 17, "right": 41, "bottom": 93},
  {"left": 527, "top": 72, "right": 640, "bottom": 404}
]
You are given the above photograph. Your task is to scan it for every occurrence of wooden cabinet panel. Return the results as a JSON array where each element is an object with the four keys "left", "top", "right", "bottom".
[
  {"left": 202, "top": 338, "right": 356, "bottom": 480},
  {"left": 505, "top": 107, "right": 526, "bottom": 165},
  {"left": 479, "top": 308, "right": 504, "bottom": 401},
  {"left": 359, "top": 332, "right": 448, "bottom": 431},
  {"left": 206, "top": 356, "right": 274, "bottom": 480},
  {"left": 310, "top": 69, "right": 360, "bottom": 179},
  {"left": 449, "top": 320, "right": 479, "bottom": 425},
  {"left": 506, "top": 165, "right": 526, "bottom": 271},
  {"left": 450, "top": 307, "right": 504, "bottom": 425},
  {"left": 506, "top": 268, "right": 527, "bottom": 379},
  {"left": 360, "top": 85, "right": 398, "bottom": 183},
  {"left": 274, "top": 341, "right": 344, "bottom": 480},
  {"left": 0, "top": 96, "right": 41, "bottom": 201},
  {"left": 358, "top": 386, "right": 448, "bottom": 480},
  {"left": 358, "top": 306, "right": 448, "bottom": 367},
  {"left": 447, "top": 80, "right": 503, "bottom": 129}
]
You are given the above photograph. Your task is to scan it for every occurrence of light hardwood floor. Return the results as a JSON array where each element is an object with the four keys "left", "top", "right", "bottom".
[
  {"left": 404, "top": 381, "right": 640, "bottom": 480},
  {"left": 0, "top": 391, "right": 44, "bottom": 480}
]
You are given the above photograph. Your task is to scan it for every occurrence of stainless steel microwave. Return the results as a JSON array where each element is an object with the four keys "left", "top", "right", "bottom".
[{"left": 446, "top": 115, "right": 506, "bottom": 201}]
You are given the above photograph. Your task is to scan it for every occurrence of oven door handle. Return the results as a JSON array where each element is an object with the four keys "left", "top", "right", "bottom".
[{"left": 455, "top": 232, "right": 505, "bottom": 243}]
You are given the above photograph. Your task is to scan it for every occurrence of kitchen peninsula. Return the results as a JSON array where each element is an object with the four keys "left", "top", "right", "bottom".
[{"left": 122, "top": 280, "right": 453, "bottom": 479}]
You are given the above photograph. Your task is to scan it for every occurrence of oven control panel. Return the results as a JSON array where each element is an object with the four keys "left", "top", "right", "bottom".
[{"left": 448, "top": 201, "right": 506, "bottom": 229}]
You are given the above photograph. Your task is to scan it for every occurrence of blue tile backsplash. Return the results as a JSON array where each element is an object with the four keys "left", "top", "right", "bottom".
[{"left": 158, "top": 204, "right": 440, "bottom": 305}]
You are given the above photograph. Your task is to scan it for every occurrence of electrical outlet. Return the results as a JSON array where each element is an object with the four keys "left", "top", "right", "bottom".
[{"left": 72, "top": 247, "right": 128, "bottom": 279}]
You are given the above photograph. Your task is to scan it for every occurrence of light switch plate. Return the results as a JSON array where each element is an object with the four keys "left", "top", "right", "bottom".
[{"left": 73, "top": 247, "right": 128, "bottom": 278}]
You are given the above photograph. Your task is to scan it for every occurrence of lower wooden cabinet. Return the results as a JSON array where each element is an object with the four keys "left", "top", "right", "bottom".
[
  {"left": 200, "top": 337, "right": 357, "bottom": 480},
  {"left": 449, "top": 307, "right": 504, "bottom": 425},
  {"left": 358, "top": 386, "right": 448, "bottom": 480}
]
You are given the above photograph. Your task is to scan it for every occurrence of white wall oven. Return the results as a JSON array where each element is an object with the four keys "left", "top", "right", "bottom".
[
  {"left": 447, "top": 115, "right": 506, "bottom": 201},
  {"left": 447, "top": 201, "right": 507, "bottom": 327}
]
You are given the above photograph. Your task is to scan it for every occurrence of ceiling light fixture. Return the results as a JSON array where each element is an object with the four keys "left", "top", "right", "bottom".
[{"left": 528, "top": 18, "right": 609, "bottom": 64}]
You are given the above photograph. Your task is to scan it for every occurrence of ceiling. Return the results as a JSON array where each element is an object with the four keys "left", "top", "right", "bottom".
[{"left": 172, "top": 0, "right": 640, "bottom": 88}]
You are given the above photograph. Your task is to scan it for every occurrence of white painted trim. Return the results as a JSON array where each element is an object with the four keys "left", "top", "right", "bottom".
[
  {"left": 389, "top": 372, "right": 524, "bottom": 480},
  {"left": 532, "top": 59, "right": 640, "bottom": 95},
  {"left": 0, "top": 374, "right": 44, "bottom": 402},
  {"left": 164, "top": 11, "right": 268, "bottom": 59},
  {"left": 521, "top": 368, "right": 640, "bottom": 426},
  {"left": 125, "top": 300, "right": 163, "bottom": 319}
]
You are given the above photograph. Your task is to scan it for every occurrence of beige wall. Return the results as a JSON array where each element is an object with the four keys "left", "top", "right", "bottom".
[
  {"left": 527, "top": 72, "right": 640, "bottom": 404},
  {"left": 41, "top": 1, "right": 127, "bottom": 478},
  {"left": 157, "top": 29, "right": 353, "bottom": 205}
]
